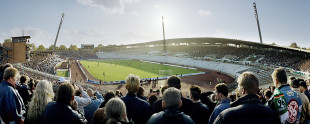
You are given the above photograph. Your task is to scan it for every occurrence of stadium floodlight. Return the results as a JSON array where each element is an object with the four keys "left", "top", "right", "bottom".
[
  {"left": 253, "top": 2, "right": 263, "bottom": 44},
  {"left": 162, "top": 16, "right": 166, "bottom": 54}
]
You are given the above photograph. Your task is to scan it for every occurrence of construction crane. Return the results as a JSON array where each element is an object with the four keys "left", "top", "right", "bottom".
[{"left": 53, "top": 13, "right": 65, "bottom": 51}]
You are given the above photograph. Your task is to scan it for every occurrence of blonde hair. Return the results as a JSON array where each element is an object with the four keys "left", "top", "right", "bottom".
[
  {"left": 26, "top": 80, "right": 54, "bottom": 124},
  {"left": 125, "top": 74, "right": 140, "bottom": 93},
  {"left": 237, "top": 72, "right": 259, "bottom": 94},
  {"left": 3, "top": 67, "right": 18, "bottom": 80}
]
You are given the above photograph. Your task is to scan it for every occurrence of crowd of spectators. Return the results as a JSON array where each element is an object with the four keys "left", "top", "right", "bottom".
[
  {"left": 25, "top": 54, "right": 64, "bottom": 74},
  {"left": 1, "top": 62, "right": 310, "bottom": 124},
  {"left": 56, "top": 51, "right": 98, "bottom": 60}
]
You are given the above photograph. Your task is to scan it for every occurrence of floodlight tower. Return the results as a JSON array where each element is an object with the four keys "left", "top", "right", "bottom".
[
  {"left": 53, "top": 13, "right": 65, "bottom": 51},
  {"left": 162, "top": 16, "right": 166, "bottom": 54},
  {"left": 253, "top": 2, "right": 263, "bottom": 44}
]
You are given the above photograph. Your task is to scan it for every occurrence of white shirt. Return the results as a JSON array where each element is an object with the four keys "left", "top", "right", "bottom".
[{"left": 74, "top": 90, "right": 91, "bottom": 114}]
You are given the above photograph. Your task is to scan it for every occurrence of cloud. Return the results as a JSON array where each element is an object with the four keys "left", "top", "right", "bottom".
[
  {"left": 198, "top": 9, "right": 212, "bottom": 16},
  {"left": 123, "top": 0, "right": 140, "bottom": 3},
  {"left": 76, "top": 0, "right": 125, "bottom": 14},
  {"left": 131, "top": 11, "right": 140, "bottom": 16},
  {"left": 153, "top": 4, "right": 161, "bottom": 8},
  {"left": 4, "top": 27, "right": 54, "bottom": 47}
]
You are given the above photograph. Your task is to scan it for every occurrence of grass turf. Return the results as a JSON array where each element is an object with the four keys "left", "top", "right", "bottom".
[
  {"left": 80, "top": 60, "right": 201, "bottom": 81},
  {"left": 57, "top": 71, "right": 69, "bottom": 77}
]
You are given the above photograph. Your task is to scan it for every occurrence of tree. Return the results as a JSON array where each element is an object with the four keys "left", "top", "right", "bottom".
[
  {"left": 289, "top": 42, "right": 299, "bottom": 48},
  {"left": 37, "top": 45, "right": 46, "bottom": 50},
  {"left": 271, "top": 43, "right": 276, "bottom": 46},
  {"left": 48, "top": 45, "right": 54, "bottom": 50},
  {"left": 98, "top": 44, "right": 104, "bottom": 48},
  {"left": 3, "top": 39, "right": 12, "bottom": 43},
  {"left": 69, "top": 45, "right": 78, "bottom": 51},
  {"left": 28, "top": 43, "right": 37, "bottom": 50},
  {"left": 59, "top": 45, "right": 67, "bottom": 50}
]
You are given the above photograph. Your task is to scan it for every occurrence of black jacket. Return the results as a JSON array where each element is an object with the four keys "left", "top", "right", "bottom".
[
  {"left": 190, "top": 102, "right": 210, "bottom": 124},
  {"left": 39, "top": 101, "right": 87, "bottom": 124},
  {"left": 147, "top": 105, "right": 194, "bottom": 124},
  {"left": 213, "top": 94, "right": 281, "bottom": 124},
  {"left": 153, "top": 97, "right": 193, "bottom": 116},
  {"left": 121, "top": 93, "right": 151, "bottom": 124}
]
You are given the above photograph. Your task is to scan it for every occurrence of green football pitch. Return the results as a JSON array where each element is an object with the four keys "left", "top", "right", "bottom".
[{"left": 80, "top": 60, "right": 202, "bottom": 81}]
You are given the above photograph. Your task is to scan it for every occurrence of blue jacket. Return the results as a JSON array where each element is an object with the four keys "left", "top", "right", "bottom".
[
  {"left": 214, "top": 94, "right": 281, "bottom": 124},
  {"left": 121, "top": 92, "right": 151, "bottom": 124},
  {"left": 208, "top": 98, "right": 231, "bottom": 124},
  {"left": 267, "top": 84, "right": 303, "bottom": 124},
  {"left": 0, "top": 80, "right": 26, "bottom": 124},
  {"left": 84, "top": 92, "right": 104, "bottom": 124}
]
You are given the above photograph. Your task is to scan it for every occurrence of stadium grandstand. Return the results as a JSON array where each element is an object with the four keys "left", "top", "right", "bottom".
[{"left": 1, "top": 36, "right": 310, "bottom": 124}]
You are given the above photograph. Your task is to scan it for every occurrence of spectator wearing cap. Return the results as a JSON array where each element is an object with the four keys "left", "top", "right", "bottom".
[
  {"left": 299, "top": 81, "right": 310, "bottom": 102},
  {"left": 213, "top": 72, "right": 280, "bottom": 124},
  {"left": 290, "top": 79, "right": 310, "bottom": 124},
  {"left": 208, "top": 83, "right": 230, "bottom": 124},
  {"left": 189, "top": 85, "right": 210, "bottom": 124},
  {"left": 121, "top": 74, "right": 151, "bottom": 124},
  {"left": 0, "top": 67, "right": 26, "bottom": 124},
  {"left": 147, "top": 87, "right": 194, "bottom": 124},
  {"left": 39, "top": 83, "right": 87, "bottom": 124},
  {"left": 153, "top": 76, "right": 193, "bottom": 116},
  {"left": 84, "top": 88, "right": 104, "bottom": 124}
]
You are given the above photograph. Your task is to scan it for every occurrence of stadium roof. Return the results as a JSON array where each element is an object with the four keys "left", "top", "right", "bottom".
[{"left": 124, "top": 37, "right": 310, "bottom": 54}]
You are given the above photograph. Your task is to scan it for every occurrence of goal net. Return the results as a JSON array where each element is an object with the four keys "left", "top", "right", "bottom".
[{"left": 159, "top": 70, "right": 173, "bottom": 77}]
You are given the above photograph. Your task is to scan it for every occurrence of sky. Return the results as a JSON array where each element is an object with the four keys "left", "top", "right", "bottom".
[{"left": 0, "top": 0, "right": 309, "bottom": 48}]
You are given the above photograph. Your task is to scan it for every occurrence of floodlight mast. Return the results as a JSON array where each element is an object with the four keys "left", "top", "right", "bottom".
[
  {"left": 53, "top": 13, "right": 65, "bottom": 51},
  {"left": 253, "top": 2, "right": 263, "bottom": 44},
  {"left": 162, "top": 16, "right": 166, "bottom": 54}
]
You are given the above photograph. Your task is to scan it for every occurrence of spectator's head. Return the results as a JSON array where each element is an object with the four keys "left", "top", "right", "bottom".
[
  {"left": 27, "top": 80, "right": 54, "bottom": 122},
  {"left": 264, "top": 89, "right": 272, "bottom": 100},
  {"left": 161, "top": 85, "right": 168, "bottom": 95},
  {"left": 105, "top": 98, "right": 127, "bottom": 123},
  {"left": 290, "top": 79, "right": 300, "bottom": 89},
  {"left": 125, "top": 74, "right": 140, "bottom": 93},
  {"left": 189, "top": 85, "right": 201, "bottom": 101},
  {"left": 56, "top": 83, "right": 75, "bottom": 105},
  {"left": 167, "top": 76, "right": 181, "bottom": 89},
  {"left": 35, "top": 80, "right": 54, "bottom": 99},
  {"left": 3, "top": 63, "right": 13, "bottom": 71},
  {"left": 299, "top": 81, "right": 308, "bottom": 92},
  {"left": 148, "top": 95, "right": 158, "bottom": 105},
  {"left": 3, "top": 67, "right": 19, "bottom": 85},
  {"left": 271, "top": 68, "right": 287, "bottom": 87},
  {"left": 87, "top": 88, "right": 94, "bottom": 97},
  {"left": 237, "top": 72, "right": 259, "bottom": 96},
  {"left": 137, "top": 86, "right": 144, "bottom": 96},
  {"left": 20, "top": 75, "right": 29, "bottom": 84},
  {"left": 115, "top": 90, "right": 123, "bottom": 97},
  {"left": 104, "top": 90, "right": 115, "bottom": 104},
  {"left": 162, "top": 87, "right": 182, "bottom": 109},
  {"left": 214, "top": 83, "right": 228, "bottom": 101}
]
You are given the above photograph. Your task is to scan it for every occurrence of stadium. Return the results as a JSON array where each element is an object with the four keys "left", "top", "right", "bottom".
[
  {"left": 2, "top": 1, "right": 310, "bottom": 123},
  {"left": 1, "top": 36, "right": 309, "bottom": 94}
]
